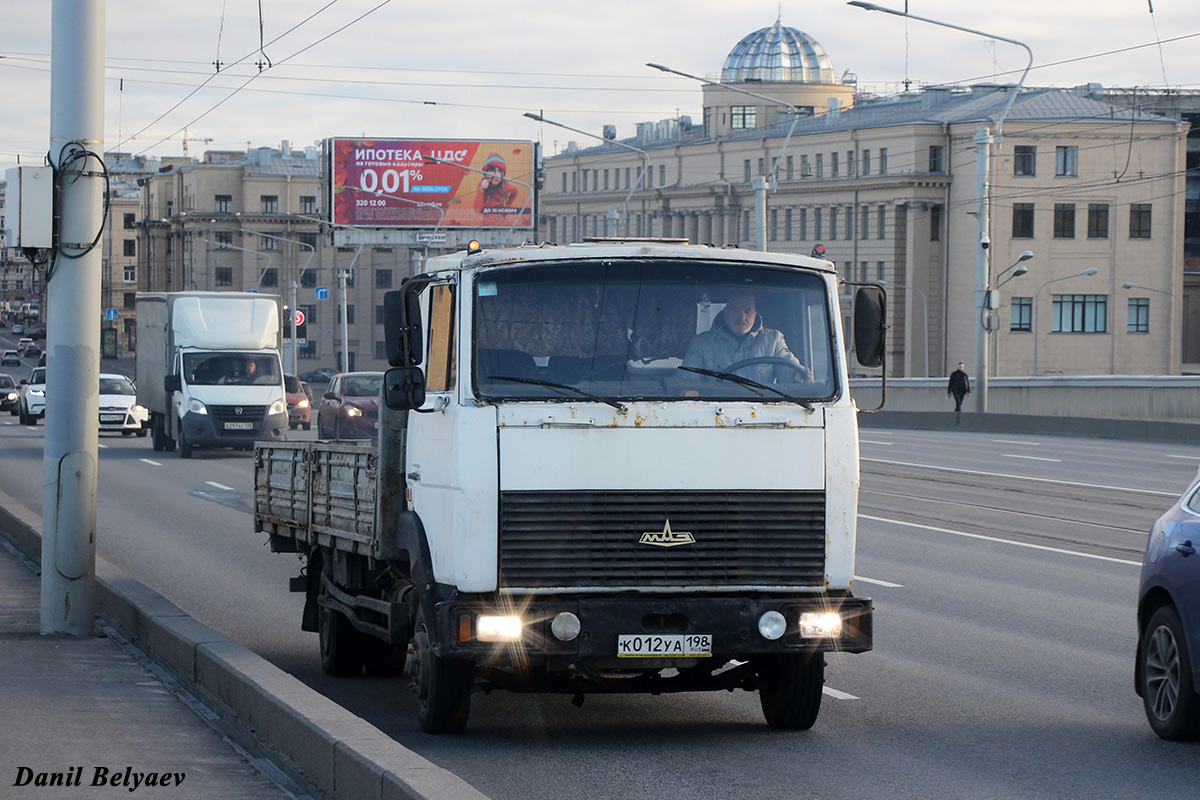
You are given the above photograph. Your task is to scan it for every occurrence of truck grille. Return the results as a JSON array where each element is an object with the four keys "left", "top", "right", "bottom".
[
  {"left": 209, "top": 404, "right": 266, "bottom": 430},
  {"left": 499, "top": 490, "right": 826, "bottom": 588}
]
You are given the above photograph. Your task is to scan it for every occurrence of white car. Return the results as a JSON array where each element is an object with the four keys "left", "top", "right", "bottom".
[
  {"left": 16, "top": 337, "right": 33, "bottom": 355},
  {"left": 99, "top": 373, "right": 149, "bottom": 435},
  {"left": 17, "top": 366, "right": 46, "bottom": 425}
]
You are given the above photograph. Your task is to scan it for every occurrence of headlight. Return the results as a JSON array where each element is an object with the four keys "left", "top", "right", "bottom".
[
  {"left": 269, "top": 398, "right": 287, "bottom": 415},
  {"left": 476, "top": 615, "right": 523, "bottom": 642},
  {"left": 5, "top": 392, "right": 15, "bottom": 401},
  {"left": 131, "top": 404, "right": 148, "bottom": 417},
  {"left": 345, "top": 406, "right": 361, "bottom": 417},
  {"left": 30, "top": 388, "right": 45, "bottom": 397},
  {"left": 551, "top": 612, "right": 581, "bottom": 642},
  {"left": 799, "top": 612, "right": 843, "bottom": 639},
  {"left": 758, "top": 611, "right": 787, "bottom": 640},
  {"left": 297, "top": 398, "right": 310, "bottom": 409},
  {"left": 187, "top": 398, "right": 208, "bottom": 415}
]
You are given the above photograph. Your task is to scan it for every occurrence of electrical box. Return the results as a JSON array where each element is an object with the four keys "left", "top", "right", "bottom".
[{"left": 4, "top": 166, "right": 54, "bottom": 249}]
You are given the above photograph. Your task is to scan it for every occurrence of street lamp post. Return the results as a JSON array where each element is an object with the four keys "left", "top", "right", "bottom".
[
  {"left": 523, "top": 112, "right": 649, "bottom": 237},
  {"left": 879, "top": 279, "right": 929, "bottom": 377},
  {"left": 989, "top": 250, "right": 1033, "bottom": 375},
  {"left": 1123, "top": 281, "right": 1182, "bottom": 374},
  {"left": 849, "top": 2, "right": 1033, "bottom": 411},
  {"left": 647, "top": 62, "right": 800, "bottom": 251},
  {"left": 291, "top": 214, "right": 371, "bottom": 374},
  {"left": 1032, "top": 268, "right": 1098, "bottom": 375}
]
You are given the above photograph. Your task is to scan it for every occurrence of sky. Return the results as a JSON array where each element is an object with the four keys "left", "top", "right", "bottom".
[{"left": 3, "top": 0, "right": 1200, "bottom": 173}]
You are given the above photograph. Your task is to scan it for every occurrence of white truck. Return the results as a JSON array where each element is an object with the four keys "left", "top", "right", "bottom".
[
  {"left": 255, "top": 240, "right": 886, "bottom": 733},
  {"left": 136, "top": 291, "right": 289, "bottom": 458}
]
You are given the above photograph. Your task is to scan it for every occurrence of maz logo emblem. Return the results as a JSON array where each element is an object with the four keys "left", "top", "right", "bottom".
[{"left": 639, "top": 520, "right": 696, "bottom": 548}]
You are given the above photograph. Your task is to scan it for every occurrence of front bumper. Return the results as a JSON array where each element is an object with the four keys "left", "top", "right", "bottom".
[
  {"left": 24, "top": 394, "right": 45, "bottom": 417},
  {"left": 181, "top": 409, "right": 288, "bottom": 447},
  {"left": 99, "top": 406, "right": 149, "bottom": 432},
  {"left": 432, "top": 593, "right": 873, "bottom": 661}
]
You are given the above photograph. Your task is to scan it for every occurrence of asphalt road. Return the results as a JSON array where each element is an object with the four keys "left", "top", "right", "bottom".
[{"left": 1, "top": 359, "right": 1198, "bottom": 799}]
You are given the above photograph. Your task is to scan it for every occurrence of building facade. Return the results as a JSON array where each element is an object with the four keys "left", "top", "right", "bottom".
[{"left": 538, "top": 22, "right": 1189, "bottom": 379}]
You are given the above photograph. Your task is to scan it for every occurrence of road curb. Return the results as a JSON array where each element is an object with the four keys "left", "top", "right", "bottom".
[{"left": 0, "top": 494, "right": 490, "bottom": 800}]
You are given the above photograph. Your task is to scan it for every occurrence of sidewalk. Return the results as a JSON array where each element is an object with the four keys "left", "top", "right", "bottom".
[{"left": 0, "top": 539, "right": 301, "bottom": 800}]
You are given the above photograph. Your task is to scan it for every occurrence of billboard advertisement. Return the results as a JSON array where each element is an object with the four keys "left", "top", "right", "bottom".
[{"left": 328, "top": 138, "right": 533, "bottom": 230}]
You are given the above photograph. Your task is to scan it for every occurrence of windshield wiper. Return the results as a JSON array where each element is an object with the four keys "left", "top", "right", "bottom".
[
  {"left": 487, "top": 375, "right": 629, "bottom": 415},
  {"left": 677, "top": 366, "right": 813, "bottom": 411}
]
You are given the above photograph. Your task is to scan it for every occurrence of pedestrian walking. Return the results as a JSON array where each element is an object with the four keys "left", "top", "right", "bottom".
[{"left": 947, "top": 362, "right": 970, "bottom": 412}]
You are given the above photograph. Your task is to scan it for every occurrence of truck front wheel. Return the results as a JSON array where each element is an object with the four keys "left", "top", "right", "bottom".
[
  {"left": 756, "top": 652, "right": 824, "bottom": 730},
  {"left": 410, "top": 602, "right": 473, "bottom": 734}
]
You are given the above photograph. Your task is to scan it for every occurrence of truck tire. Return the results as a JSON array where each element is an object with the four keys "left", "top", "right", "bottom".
[
  {"left": 179, "top": 433, "right": 193, "bottom": 459},
  {"left": 410, "top": 601, "right": 473, "bottom": 733},
  {"left": 1140, "top": 605, "right": 1200, "bottom": 740},
  {"left": 756, "top": 652, "right": 824, "bottom": 730},
  {"left": 318, "top": 580, "right": 365, "bottom": 677}
]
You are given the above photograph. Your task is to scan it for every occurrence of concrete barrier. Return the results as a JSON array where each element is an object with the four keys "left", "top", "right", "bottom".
[{"left": 0, "top": 489, "right": 490, "bottom": 800}]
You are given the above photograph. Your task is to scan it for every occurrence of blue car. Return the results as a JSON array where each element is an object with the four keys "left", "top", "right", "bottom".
[{"left": 1137, "top": 470, "right": 1200, "bottom": 740}]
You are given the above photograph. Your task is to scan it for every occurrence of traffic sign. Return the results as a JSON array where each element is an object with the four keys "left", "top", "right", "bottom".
[
  {"left": 315, "top": 286, "right": 329, "bottom": 300},
  {"left": 293, "top": 309, "right": 306, "bottom": 326},
  {"left": 105, "top": 308, "right": 118, "bottom": 320}
]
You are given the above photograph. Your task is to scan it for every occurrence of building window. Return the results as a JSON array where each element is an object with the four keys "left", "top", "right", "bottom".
[
  {"left": 215, "top": 231, "right": 233, "bottom": 249},
  {"left": 1011, "top": 297, "right": 1032, "bottom": 331},
  {"left": 814, "top": 208, "right": 823, "bottom": 240},
  {"left": 603, "top": 170, "right": 609, "bottom": 191},
  {"left": 123, "top": 213, "right": 136, "bottom": 229},
  {"left": 769, "top": 209, "right": 778, "bottom": 242},
  {"left": 1053, "top": 204, "right": 1076, "bottom": 239},
  {"left": 581, "top": 171, "right": 588, "bottom": 192},
  {"left": 166, "top": 200, "right": 174, "bottom": 216},
  {"left": 928, "top": 145, "right": 944, "bottom": 173},
  {"left": 784, "top": 209, "right": 793, "bottom": 241},
  {"left": 758, "top": 158, "right": 766, "bottom": 178},
  {"left": 816, "top": 154, "right": 824, "bottom": 179},
  {"left": 1056, "top": 146, "right": 1078, "bottom": 177},
  {"left": 215, "top": 267, "right": 232, "bottom": 286},
  {"left": 832, "top": 152, "right": 839, "bottom": 178},
  {"left": 845, "top": 206, "right": 853, "bottom": 240},
  {"left": 260, "top": 195, "right": 279, "bottom": 214},
  {"left": 799, "top": 208, "right": 808, "bottom": 240},
  {"left": 300, "top": 196, "right": 316, "bottom": 215},
  {"left": 298, "top": 232, "right": 318, "bottom": 251},
  {"left": 930, "top": 204, "right": 942, "bottom": 242},
  {"left": 1012, "top": 203, "right": 1035, "bottom": 238},
  {"left": 1127, "top": 297, "right": 1150, "bottom": 333},
  {"left": 123, "top": 265, "right": 136, "bottom": 283},
  {"left": 659, "top": 165, "right": 666, "bottom": 186},
  {"left": 1130, "top": 204, "right": 1152, "bottom": 239},
  {"left": 861, "top": 206, "right": 870, "bottom": 240},
  {"left": 862, "top": 150, "right": 871, "bottom": 176},
  {"left": 123, "top": 292, "right": 137, "bottom": 309},
  {"left": 876, "top": 261, "right": 885, "bottom": 281},
  {"left": 731, "top": 105, "right": 757, "bottom": 129},
  {"left": 375, "top": 269, "right": 393, "bottom": 289},
  {"left": 744, "top": 160, "right": 752, "bottom": 183},
  {"left": 1014, "top": 145, "right": 1037, "bottom": 176},
  {"left": 1052, "top": 294, "right": 1107, "bottom": 333},
  {"left": 829, "top": 208, "right": 839, "bottom": 240},
  {"left": 786, "top": 156, "right": 794, "bottom": 181},
  {"left": 878, "top": 205, "right": 886, "bottom": 240},
  {"left": 123, "top": 239, "right": 136, "bottom": 257},
  {"left": 801, "top": 155, "right": 811, "bottom": 178},
  {"left": 846, "top": 151, "right": 855, "bottom": 178},
  {"left": 260, "top": 267, "right": 278, "bottom": 287},
  {"left": 879, "top": 148, "right": 888, "bottom": 174},
  {"left": 215, "top": 194, "right": 232, "bottom": 213},
  {"left": 1088, "top": 204, "right": 1109, "bottom": 239},
  {"left": 561, "top": 173, "right": 567, "bottom": 193}
]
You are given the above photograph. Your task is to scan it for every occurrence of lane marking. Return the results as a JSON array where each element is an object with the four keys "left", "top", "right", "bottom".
[
  {"left": 993, "top": 439, "right": 1040, "bottom": 446},
  {"left": 1167, "top": 454, "right": 1200, "bottom": 461},
  {"left": 854, "top": 575, "right": 903, "bottom": 588},
  {"left": 1002, "top": 454, "right": 1062, "bottom": 463},
  {"left": 823, "top": 687, "right": 859, "bottom": 701},
  {"left": 205, "top": 481, "right": 235, "bottom": 491},
  {"left": 860, "top": 440, "right": 894, "bottom": 446},
  {"left": 861, "top": 514, "right": 1142, "bottom": 566},
  {"left": 139, "top": 458, "right": 163, "bottom": 466},
  {"left": 863, "top": 457, "right": 1177, "bottom": 498},
  {"left": 97, "top": 444, "right": 108, "bottom": 449}
]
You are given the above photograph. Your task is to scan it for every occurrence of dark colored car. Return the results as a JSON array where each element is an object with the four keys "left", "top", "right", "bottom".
[
  {"left": 23, "top": 344, "right": 41, "bottom": 360},
  {"left": 299, "top": 367, "right": 337, "bottom": 385},
  {"left": 29, "top": 328, "right": 47, "bottom": 341},
  {"left": 317, "top": 371, "right": 382, "bottom": 440},
  {"left": 284, "top": 373, "right": 312, "bottom": 430},
  {"left": 0, "top": 373, "right": 17, "bottom": 414},
  {"left": 1136, "top": 469, "right": 1200, "bottom": 740}
]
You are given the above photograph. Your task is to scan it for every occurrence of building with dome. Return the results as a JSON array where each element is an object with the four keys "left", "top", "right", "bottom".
[{"left": 537, "top": 19, "right": 1190, "bottom": 382}]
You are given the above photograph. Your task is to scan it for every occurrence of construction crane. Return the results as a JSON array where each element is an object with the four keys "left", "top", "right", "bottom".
[{"left": 110, "top": 128, "right": 213, "bottom": 157}]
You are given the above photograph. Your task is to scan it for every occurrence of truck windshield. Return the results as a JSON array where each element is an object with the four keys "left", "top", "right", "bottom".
[
  {"left": 183, "top": 353, "right": 281, "bottom": 386},
  {"left": 473, "top": 259, "right": 837, "bottom": 403}
]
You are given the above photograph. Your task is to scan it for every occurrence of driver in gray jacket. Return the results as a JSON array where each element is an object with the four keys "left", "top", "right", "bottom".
[{"left": 682, "top": 291, "right": 812, "bottom": 386}]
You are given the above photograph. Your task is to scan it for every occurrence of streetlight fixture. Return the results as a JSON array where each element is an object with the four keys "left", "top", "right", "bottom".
[
  {"left": 193, "top": 235, "right": 273, "bottom": 289},
  {"left": 996, "top": 250, "right": 1034, "bottom": 290},
  {"left": 849, "top": 1, "right": 1033, "bottom": 412},
  {"left": 646, "top": 62, "right": 800, "bottom": 251},
  {"left": 1032, "top": 268, "right": 1098, "bottom": 376},
  {"left": 1123, "top": 281, "right": 1182, "bottom": 373},
  {"left": 878, "top": 279, "right": 929, "bottom": 377},
  {"left": 524, "top": 111, "right": 649, "bottom": 236}
]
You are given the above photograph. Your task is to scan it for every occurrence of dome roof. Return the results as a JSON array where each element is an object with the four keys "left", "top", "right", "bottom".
[{"left": 721, "top": 20, "right": 837, "bottom": 84}]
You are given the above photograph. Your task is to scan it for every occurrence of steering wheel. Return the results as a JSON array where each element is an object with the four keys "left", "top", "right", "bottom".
[{"left": 723, "top": 356, "right": 813, "bottom": 382}]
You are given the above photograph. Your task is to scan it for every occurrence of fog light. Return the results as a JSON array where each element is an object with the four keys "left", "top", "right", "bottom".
[
  {"left": 758, "top": 610, "right": 787, "bottom": 640},
  {"left": 550, "top": 612, "right": 581, "bottom": 641},
  {"left": 477, "top": 615, "right": 523, "bottom": 642},
  {"left": 799, "top": 612, "right": 843, "bottom": 638}
]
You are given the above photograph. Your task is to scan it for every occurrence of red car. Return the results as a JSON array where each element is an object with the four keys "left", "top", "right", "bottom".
[
  {"left": 284, "top": 373, "right": 312, "bottom": 430},
  {"left": 317, "top": 372, "right": 382, "bottom": 439}
]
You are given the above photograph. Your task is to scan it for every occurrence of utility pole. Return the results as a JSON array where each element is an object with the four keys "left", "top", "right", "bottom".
[{"left": 43, "top": 0, "right": 105, "bottom": 635}]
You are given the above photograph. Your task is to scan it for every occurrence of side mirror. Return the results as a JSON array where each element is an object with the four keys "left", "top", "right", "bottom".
[
  {"left": 323, "top": 391, "right": 337, "bottom": 400},
  {"left": 384, "top": 282, "right": 424, "bottom": 367},
  {"left": 163, "top": 374, "right": 182, "bottom": 393},
  {"left": 384, "top": 367, "right": 427, "bottom": 410},
  {"left": 853, "top": 286, "right": 887, "bottom": 368}
]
